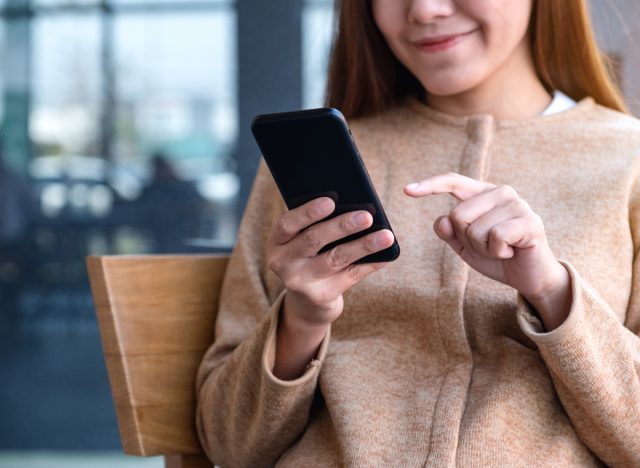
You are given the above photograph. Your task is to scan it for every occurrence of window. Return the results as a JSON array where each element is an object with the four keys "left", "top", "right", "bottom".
[
  {"left": 0, "top": 0, "right": 238, "bottom": 451},
  {"left": 302, "top": 0, "right": 334, "bottom": 108}
]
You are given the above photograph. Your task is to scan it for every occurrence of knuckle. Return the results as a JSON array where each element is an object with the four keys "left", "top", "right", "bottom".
[
  {"left": 500, "top": 184, "right": 518, "bottom": 199},
  {"left": 327, "top": 247, "right": 349, "bottom": 269},
  {"left": 488, "top": 226, "right": 504, "bottom": 243},
  {"left": 267, "top": 255, "right": 286, "bottom": 276},
  {"left": 302, "top": 228, "right": 322, "bottom": 249},
  {"left": 449, "top": 207, "right": 466, "bottom": 226},
  {"left": 466, "top": 224, "right": 482, "bottom": 242},
  {"left": 268, "top": 254, "right": 295, "bottom": 282},
  {"left": 346, "top": 264, "right": 363, "bottom": 283},
  {"left": 276, "top": 216, "right": 294, "bottom": 237},
  {"left": 302, "top": 205, "right": 316, "bottom": 222},
  {"left": 532, "top": 213, "right": 545, "bottom": 229},
  {"left": 365, "top": 235, "right": 378, "bottom": 252},
  {"left": 514, "top": 197, "right": 530, "bottom": 212},
  {"left": 339, "top": 214, "right": 353, "bottom": 232},
  {"left": 267, "top": 256, "right": 279, "bottom": 273}
]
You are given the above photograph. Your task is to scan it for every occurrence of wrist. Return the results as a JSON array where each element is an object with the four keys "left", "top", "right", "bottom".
[
  {"left": 281, "top": 300, "right": 330, "bottom": 345},
  {"left": 523, "top": 261, "right": 572, "bottom": 331},
  {"left": 284, "top": 290, "right": 339, "bottom": 331},
  {"left": 272, "top": 294, "right": 330, "bottom": 381}
]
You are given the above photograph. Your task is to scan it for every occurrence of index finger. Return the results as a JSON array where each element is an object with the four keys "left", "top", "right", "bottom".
[
  {"left": 271, "top": 197, "right": 335, "bottom": 245},
  {"left": 404, "top": 172, "right": 496, "bottom": 201}
]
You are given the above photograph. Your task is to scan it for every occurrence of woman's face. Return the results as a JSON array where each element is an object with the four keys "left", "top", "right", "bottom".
[{"left": 372, "top": 0, "right": 535, "bottom": 97}]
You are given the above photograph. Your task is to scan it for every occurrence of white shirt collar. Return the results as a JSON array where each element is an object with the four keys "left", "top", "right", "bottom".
[{"left": 541, "top": 90, "right": 577, "bottom": 116}]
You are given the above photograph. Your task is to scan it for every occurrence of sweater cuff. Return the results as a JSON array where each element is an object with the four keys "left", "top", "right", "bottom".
[
  {"left": 516, "top": 260, "right": 595, "bottom": 345},
  {"left": 261, "top": 290, "right": 331, "bottom": 389}
]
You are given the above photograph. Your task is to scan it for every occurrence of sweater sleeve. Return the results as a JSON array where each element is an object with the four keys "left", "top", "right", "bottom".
[
  {"left": 516, "top": 179, "right": 640, "bottom": 467},
  {"left": 195, "top": 160, "right": 331, "bottom": 468}
]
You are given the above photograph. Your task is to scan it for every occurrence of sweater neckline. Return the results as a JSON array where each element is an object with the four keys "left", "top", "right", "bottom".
[{"left": 406, "top": 94, "right": 595, "bottom": 129}]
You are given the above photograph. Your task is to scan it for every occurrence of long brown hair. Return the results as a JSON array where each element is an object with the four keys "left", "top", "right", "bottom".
[{"left": 326, "top": 0, "right": 629, "bottom": 118}]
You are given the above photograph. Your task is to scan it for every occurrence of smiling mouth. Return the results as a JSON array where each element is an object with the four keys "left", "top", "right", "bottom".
[{"left": 414, "top": 29, "right": 477, "bottom": 52}]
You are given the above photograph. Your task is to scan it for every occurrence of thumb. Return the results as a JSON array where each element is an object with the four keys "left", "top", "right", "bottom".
[
  {"left": 434, "top": 216, "right": 455, "bottom": 241},
  {"left": 434, "top": 215, "right": 464, "bottom": 255}
]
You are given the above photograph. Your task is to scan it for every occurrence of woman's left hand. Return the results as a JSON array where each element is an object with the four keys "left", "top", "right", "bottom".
[{"left": 404, "top": 172, "right": 572, "bottom": 330}]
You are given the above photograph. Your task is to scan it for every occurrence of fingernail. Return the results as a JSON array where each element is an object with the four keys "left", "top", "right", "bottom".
[
  {"left": 405, "top": 182, "right": 419, "bottom": 190},
  {"left": 352, "top": 211, "right": 369, "bottom": 227}
]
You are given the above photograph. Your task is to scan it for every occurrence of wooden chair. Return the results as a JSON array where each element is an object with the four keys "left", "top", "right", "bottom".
[{"left": 87, "top": 254, "right": 230, "bottom": 468}]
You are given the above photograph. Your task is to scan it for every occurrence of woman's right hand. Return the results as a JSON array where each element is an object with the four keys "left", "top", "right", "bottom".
[{"left": 267, "top": 196, "right": 395, "bottom": 379}]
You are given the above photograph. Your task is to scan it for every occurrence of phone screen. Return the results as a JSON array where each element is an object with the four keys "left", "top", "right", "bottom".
[{"left": 251, "top": 108, "right": 400, "bottom": 263}]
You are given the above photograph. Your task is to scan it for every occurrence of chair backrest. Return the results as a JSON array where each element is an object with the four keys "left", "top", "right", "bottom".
[{"left": 87, "top": 254, "right": 229, "bottom": 467}]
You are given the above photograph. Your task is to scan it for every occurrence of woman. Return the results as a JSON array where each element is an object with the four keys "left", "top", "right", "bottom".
[{"left": 196, "top": 1, "right": 640, "bottom": 466}]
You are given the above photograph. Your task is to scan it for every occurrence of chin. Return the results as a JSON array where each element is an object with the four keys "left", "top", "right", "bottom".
[
  {"left": 419, "top": 79, "right": 477, "bottom": 97},
  {"left": 416, "top": 69, "right": 486, "bottom": 98}
]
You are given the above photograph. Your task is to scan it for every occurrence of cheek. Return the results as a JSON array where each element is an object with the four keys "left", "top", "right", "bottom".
[
  {"left": 461, "top": 1, "right": 533, "bottom": 79},
  {"left": 479, "top": 0, "right": 533, "bottom": 56},
  {"left": 371, "top": 0, "right": 404, "bottom": 42},
  {"left": 371, "top": 0, "right": 411, "bottom": 71}
]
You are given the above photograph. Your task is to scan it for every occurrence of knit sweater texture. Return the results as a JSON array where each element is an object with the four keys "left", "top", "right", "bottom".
[{"left": 196, "top": 96, "right": 640, "bottom": 467}]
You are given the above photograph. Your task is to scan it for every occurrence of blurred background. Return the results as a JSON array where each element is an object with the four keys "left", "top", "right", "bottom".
[{"left": 0, "top": 0, "right": 637, "bottom": 466}]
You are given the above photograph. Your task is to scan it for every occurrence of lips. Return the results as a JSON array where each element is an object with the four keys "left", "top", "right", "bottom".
[{"left": 414, "top": 29, "right": 477, "bottom": 52}]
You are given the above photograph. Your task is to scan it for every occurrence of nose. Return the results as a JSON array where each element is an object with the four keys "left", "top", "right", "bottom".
[{"left": 407, "top": 0, "right": 455, "bottom": 24}]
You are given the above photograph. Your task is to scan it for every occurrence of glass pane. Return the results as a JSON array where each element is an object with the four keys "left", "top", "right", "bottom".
[
  {"left": 0, "top": 21, "right": 5, "bottom": 122},
  {"left": 112, "top": 0, "right": 229, "bottom": 4},
  {"left": 113, "top": 9, "right": 238, "bottom": 252},
  {"left": 31, "top": 14, "right": 102, "bottom": 157},
  {"left": 302, "top": 0, "right": 334, "bottom": 108},
  {"left": 33, "top": 0, "right": 100, "bottom": 6},
  {"left": 0, "top": 0, "right": 27, "bottom": 7},
  {"left": 1, "top": 11, "right": 123, "bottom": 450}
]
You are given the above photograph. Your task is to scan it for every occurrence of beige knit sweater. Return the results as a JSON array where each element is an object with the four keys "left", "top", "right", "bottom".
[{"left": 196, "top": 97, "right": 640, "bottom": 467}]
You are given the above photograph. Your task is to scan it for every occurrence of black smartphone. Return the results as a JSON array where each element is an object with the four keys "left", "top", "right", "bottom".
[{"left": 251, "top": 107, "right": 400, "bottom": 263}]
